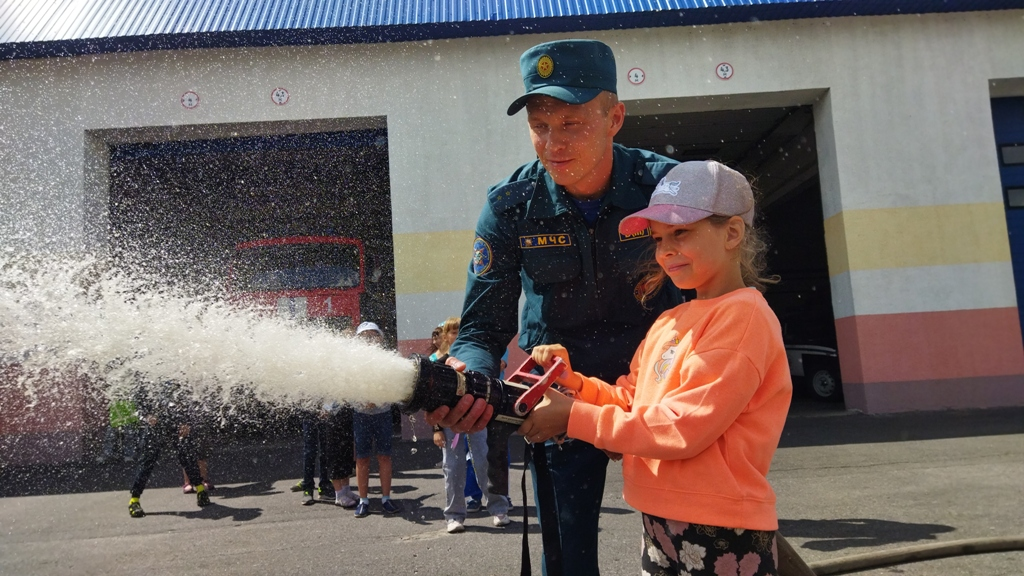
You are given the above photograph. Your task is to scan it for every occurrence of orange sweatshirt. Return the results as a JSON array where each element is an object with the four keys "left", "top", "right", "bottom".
[{"left": 566, "top": 288, "right": 791, "bottom": 531}]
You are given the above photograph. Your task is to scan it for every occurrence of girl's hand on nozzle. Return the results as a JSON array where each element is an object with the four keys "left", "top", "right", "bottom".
[
  {"left": 517, "top": 388, "right": 573, "bottom": 444},
  {"left": 531, "top": 344, "right": 583, "bottom": 391}
]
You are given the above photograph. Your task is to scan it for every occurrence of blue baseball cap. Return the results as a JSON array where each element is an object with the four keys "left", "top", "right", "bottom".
[{"left": 506, "top": 39, "right": 617, "bottom": 116}]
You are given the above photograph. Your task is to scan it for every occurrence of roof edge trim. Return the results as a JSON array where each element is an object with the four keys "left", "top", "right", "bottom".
[{"left": 2, "top": 1, "right": 1021, "bottom": 61}]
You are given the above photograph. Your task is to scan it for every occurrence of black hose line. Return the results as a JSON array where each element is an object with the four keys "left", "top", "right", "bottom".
[{"left": 805, "top": 536, "right": 1024, "bottom": 575}]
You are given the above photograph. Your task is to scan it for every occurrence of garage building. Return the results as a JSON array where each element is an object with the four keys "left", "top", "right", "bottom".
[{"left": 2, "top": 0, "right": 1023, "bottom": 432}]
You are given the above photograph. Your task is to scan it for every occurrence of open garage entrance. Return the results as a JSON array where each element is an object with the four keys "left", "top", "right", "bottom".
[
  {"left": 618, "top": 102, "right": 843, "bottom": 406},
  {"left": 105, "top": 127, "right": 397, "bottom": 338}
]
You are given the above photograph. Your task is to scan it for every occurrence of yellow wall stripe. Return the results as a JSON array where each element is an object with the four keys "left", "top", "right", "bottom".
[
  {"left": 824, "top": 203, "right": 1011, "bottom": 275},
  {"left": 393, "top": 230, "right": 476, "bottom": 294}
]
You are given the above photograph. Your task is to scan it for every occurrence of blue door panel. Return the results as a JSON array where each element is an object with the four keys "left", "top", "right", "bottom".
[{"left": 991, "top": 97, "right": 1024, "bottom": 339}]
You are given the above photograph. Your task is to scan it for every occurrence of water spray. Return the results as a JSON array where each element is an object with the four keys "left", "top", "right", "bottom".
[{"left": 2, "top": 252, "right": 564, "bottom": 480}]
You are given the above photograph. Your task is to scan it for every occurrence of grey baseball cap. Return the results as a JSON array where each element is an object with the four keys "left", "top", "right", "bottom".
[{"left": 619, "top": 161, "right": 754, "bottom": 236}]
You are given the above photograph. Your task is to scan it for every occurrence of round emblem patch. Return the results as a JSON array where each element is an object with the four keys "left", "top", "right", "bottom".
[
  {"left": 537, "top": 55, "right": 554, "bottom": 79},
  {"left": 472, "top": 237, "right": 493, "bottom": 276}
]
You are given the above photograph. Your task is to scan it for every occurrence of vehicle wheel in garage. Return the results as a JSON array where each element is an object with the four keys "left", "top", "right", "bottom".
[{"left": 804, "top": 358, "right": 843, "bottom": 402}]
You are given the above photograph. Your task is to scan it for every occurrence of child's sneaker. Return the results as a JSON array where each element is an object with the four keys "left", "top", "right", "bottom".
[
  {"left": 335, "top": 491, "right": 358, "bottom": 509},
  {"left": 446, "top": 519, "right": 465, "bottom": 534},
  {"left": 290, "top": 482, "right": 305, "bottom": 492},
  {"left": 128, "top": 501, "right": 145, "bottom": 518},
  {"left": 354, "top": 501, "right": 370, "bottom": 518},
  {"left": 196, "top": 489, "right": 211, "bottom": 507},
  {"left": 182, "top": 483, "right": 195, "bottom": 494},
  {"left": 318, "top": 485, "right": 335, "bottom": 500},
  {"left": 203, "top": 481, "right": 214, "bottom": 491},
  {"left": 381, "top": 499, "right": 401, "bottom": 515},
  {"left": 493, "top": 513, "right": 511, "bottom": 527},
  {"left": 301, "top": 490, "right": 315, "bottom": 506},
  {"left": 466, "top": 498, "right": 482, "bottom": 513}
]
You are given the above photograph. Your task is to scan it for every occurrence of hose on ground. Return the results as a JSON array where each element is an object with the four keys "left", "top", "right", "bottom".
[{"left": 805, "top": 536, "right": 1024, "bottom": 575}]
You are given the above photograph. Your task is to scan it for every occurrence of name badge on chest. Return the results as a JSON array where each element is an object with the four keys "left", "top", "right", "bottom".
[{"left": 519, "top": 234, "right": 572, "bottom": 249}]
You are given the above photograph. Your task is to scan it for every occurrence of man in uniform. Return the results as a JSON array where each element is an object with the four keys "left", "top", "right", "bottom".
[{"left": 429, "top": 39, "right": 681, "bottom": 575}]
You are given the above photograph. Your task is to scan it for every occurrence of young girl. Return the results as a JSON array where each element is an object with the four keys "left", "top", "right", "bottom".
[
  {"left": 431, "top": 316, "right": 511, "bottom": 532},
  {"left": 520, "top": 160, "right": 792, "bottom": 575}
]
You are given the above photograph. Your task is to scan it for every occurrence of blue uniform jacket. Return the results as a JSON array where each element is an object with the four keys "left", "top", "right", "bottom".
[{"left": 451, "top": 144, "right": 682, "bottom": 382}]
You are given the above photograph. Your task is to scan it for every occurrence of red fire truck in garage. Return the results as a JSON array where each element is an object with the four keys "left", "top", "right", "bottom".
[{"left": 230, "top": 235, "right": 366, "bottom": 331}]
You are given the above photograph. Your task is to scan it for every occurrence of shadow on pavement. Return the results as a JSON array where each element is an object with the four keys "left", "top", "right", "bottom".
[
  {"left": 210, "top": 480, "right": 280, "bottom": 499},
  {"left": 0, "top": 431, "right": 448, "bottom": 498},
  {"left": 4, "top": 406, "right": 1022, "bottom": 497},
  {"left": 0, "top": 435, "right": 304, "bottom": 498},
  {"left": 143, "top": 502, "right": 264, "bottom": 522},
  {"left": 780, "top": 406, "right": 1024, "bottom": 448},
  {"left": 778, "top": 517, "right": 956, "bottom": 551}
]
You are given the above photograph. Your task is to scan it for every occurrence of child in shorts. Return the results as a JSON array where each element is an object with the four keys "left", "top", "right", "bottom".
[{"left": 351, "top": 321, "right": 400, "bottom": 518}]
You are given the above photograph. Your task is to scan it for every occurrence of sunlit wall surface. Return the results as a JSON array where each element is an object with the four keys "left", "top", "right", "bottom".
[{"left": 1, "top": 8, "right": 1023, "bottom": 430}]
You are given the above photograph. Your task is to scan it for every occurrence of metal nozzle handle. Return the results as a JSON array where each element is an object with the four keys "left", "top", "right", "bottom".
[{"left": 510, "top": 357, "right": 566, "bottom": 417}]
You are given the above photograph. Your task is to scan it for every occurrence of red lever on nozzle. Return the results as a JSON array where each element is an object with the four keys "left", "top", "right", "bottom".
[{"left": 506, "top": 357, "right": 567, "bottom": 417}]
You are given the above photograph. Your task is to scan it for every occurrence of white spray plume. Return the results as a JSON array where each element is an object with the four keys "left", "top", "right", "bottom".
[{"left": 0, "top": 251, "right": 416, "bottom": 411}]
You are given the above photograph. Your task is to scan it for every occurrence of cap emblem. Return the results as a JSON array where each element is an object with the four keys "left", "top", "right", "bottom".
[
  {"left": 653, "top": 180, "right": 681, "bottom": 197},
  {"left": 537, "top": 55, "right": 554, "bottom": 79}
]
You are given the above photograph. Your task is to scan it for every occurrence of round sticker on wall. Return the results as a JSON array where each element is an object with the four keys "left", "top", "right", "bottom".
[
  {"left": 180, "top": 91, "right": 200, "bottom": 109},
  {"left": 627, "top": 68, "right": 646, "bottom": 85},
  {"left": 716, "top": 63, "right": 734, "bottom": 80},
  {"left": 271, "top": 87, "right": 290, "bottom": 105}
]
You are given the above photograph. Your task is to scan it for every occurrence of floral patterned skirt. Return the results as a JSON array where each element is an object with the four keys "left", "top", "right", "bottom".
[{"left": 641, "top": 513, "right": 778, "bottom": 576}]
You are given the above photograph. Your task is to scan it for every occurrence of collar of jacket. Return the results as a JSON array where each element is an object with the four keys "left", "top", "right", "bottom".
[{"left": 525, "top": 144, "right": 650, "bottom": 221}]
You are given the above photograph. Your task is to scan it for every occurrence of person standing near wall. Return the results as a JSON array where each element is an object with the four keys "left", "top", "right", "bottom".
[
  {"left": 428, "top": 39, "right": 681, "bottom": 575},
  {"left": 431, "top": 317, "right": 511, "bottom": 533},
  {"left": 351, "top": 321, "right": 401, "bottom": 518}
]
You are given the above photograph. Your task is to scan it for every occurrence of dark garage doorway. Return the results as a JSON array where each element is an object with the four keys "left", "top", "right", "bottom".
[
  {"left": 618, "top": 105, "right": 843, "bottom": 405},
  {"left": 107, "top": 129, "right": 397, "bottom": 338}
]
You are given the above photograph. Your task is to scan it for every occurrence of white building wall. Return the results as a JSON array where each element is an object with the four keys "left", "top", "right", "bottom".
[{"left": 1, "top": 11, "right": 1023, "bottom": 345}]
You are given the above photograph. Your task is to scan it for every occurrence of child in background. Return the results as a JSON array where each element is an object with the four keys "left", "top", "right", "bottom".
[
  {"left": 431, "top": 317, "right": 510, "bottom": 533},
  {"left": 351, "top": 321, "right": 401, "bottom": 518},
  {"left": 293, "top": 405, "right": 334, "bottom": 505},
  {"left": 429, "top": 321, "right": 483, "bottom": 514},
  {"left": 521, "top": 160, "right": 792, "bottom": 575},
  {"left": 323, "top": 400, "right": 358, "bottom": 508},
  {"left": 127, "top": 380, "right": 210, "bottom": 518},
  {"left": 97, "top": 398, "right": 140, "bottom": 463}
]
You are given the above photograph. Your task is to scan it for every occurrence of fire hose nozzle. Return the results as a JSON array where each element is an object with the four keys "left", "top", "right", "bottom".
[{"left": 400, "top": 354, "right": 567, "bottom": 426}]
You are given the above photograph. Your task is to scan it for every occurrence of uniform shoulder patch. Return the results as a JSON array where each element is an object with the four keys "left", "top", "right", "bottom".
[
  {"left": 488, "top": 179, "right": 534, "bottom": 213},
  {"left": 472, "top": 237, "right": 493, "bottom": 276}
]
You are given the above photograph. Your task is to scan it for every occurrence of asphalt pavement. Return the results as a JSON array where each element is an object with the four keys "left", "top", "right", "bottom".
[{"left": 1, "top": 400, "right": 1022, "bottom": 575}]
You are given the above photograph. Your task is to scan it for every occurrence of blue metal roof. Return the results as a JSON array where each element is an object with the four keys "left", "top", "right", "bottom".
[{"left": 2, "top": 0, "right": 1022, "bottom": 60}]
